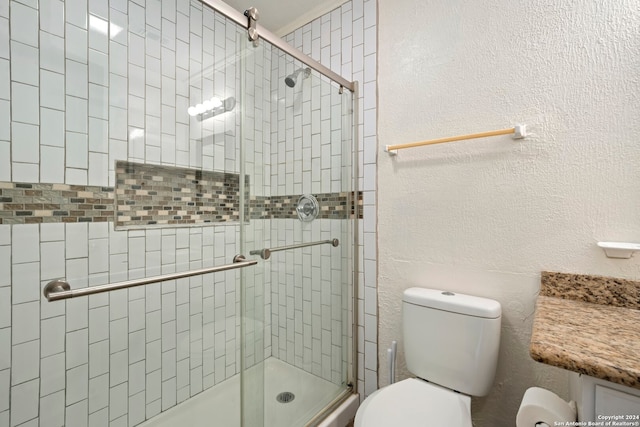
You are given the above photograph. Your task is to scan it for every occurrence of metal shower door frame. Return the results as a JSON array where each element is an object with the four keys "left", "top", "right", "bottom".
[{"left": 199, "top": 0, "right": 356, "bottom": 93}]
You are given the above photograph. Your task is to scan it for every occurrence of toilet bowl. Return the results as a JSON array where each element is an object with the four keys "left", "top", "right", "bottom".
[
  {"left": 355, "top": 379, "right": 472, "bottom": 427},
  {"left": 354, "top": 288, "right": 502, "bottom": 426}
]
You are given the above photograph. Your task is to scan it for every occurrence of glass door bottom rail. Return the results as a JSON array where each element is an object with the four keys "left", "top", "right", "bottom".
[{"left": 138, "top": 358, "right": 342, "bottom": 427}]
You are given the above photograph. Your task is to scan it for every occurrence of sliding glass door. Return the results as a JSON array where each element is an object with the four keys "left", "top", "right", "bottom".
[{"left": 239, "top": 31, "right": 355, "bottom": 427}]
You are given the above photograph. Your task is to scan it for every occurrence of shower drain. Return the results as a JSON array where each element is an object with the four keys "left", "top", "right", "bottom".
[{"left": 276, "top": 391, "right": 295, "bottom": 403}]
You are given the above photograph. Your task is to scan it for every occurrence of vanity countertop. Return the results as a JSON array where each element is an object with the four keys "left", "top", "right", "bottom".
[{"left": 530, "top": 271, "right": 640, "bottom": 390}]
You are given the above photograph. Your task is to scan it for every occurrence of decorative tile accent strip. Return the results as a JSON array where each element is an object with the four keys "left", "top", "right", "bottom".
[
  {"left": 115, "top": 161, "right": 247, "bottom": 228},
  {"left": 541, "top": 271, "right": 640, "bottom": 309},
  {"left": 0, "top": 182, "right": 114, "bottom": 224},
  {"left": 0, "top": 175, "right": 362, "bottom": 226},
  {"left": 248, "top": 192, "right": 363, "bottom": 220}
]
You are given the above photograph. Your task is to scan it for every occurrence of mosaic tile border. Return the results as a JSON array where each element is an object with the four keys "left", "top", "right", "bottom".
[
  {"left": 1, "top": 179, "right": 362, "bottom": 227},
  {"left": 0, "top": 182, "right": 114, "bottom": 224},
  {"left": 249, "top": 193, "right": 362, "bottom": 220},
  {"left": 115, "top": 161, "right": 247, "bottom": 228}
]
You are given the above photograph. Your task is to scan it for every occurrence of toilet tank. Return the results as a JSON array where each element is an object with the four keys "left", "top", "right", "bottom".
[{"left": 402, "top": 287, "right": 502, "bottom": 397}]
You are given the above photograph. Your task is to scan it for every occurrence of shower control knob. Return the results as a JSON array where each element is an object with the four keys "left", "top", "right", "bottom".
[{"left": 296, "top": 194, "right": 319, "bottom": 222}]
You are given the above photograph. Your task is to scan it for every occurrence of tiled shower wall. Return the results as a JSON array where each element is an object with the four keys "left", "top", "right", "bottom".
[
  {"left": 266, "top": 40, "right": 353, "bottom": 386},
  {"left": 241, "top": 16, "right": 357, "bottom": 388},
  {"left": 0, "top": 0, "right": 261, "bottom": 425},
  {"left": 277, "top": 0, "right": 378, "bottom": 397}
]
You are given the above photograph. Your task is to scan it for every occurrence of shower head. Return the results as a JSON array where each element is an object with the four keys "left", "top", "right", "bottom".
[{"left": 285, "top": 67, "right": 311, "bottom": 88}]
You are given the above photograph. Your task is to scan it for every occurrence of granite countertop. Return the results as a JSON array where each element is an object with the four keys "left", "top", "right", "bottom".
[{"left": 530, "top": 271, "right": 640, "bottom": 390}]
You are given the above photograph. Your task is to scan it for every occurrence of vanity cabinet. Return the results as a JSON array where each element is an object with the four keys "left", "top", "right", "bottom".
[{"left": 571, "top": 373, "right": 640, "bottom": 421}]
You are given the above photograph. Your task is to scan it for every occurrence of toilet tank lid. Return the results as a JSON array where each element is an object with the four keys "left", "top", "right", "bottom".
[{"left": 403, "top": 288, "right": 501, "bottom": 319}]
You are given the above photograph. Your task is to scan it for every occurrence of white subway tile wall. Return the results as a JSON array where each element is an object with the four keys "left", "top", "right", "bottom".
[
  {"left": 1, "top": 0, "right": 377, "bottom": 426},
  {"left": 280, "top": 0, "right": 378, "bottom": 398},
  {"left": 242, "top": 12, "right": 363, "bottom": 391},
  {"left": 261, "top": 44, "right": 353, "bottom": 385},
  {"left": 2, "top": 0, "right": 247, "bottom": 424}
]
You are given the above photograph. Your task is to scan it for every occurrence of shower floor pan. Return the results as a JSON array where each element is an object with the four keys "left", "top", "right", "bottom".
[{"left": 139, "top": 357, "right": 342, "bottom": 427}]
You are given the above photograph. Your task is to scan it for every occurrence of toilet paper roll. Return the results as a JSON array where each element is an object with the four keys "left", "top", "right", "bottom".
[{"left": 516, "top": 387, "right": 577, "bottom": 427}]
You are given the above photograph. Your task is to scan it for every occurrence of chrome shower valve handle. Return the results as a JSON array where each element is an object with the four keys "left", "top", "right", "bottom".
[{"left": 296, "top": 194, "right": 319, "bottom": 222}]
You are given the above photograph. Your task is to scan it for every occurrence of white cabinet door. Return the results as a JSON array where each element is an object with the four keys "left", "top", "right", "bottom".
[{"left": 595, "top": 385, "right": 640, "bottom": 417}]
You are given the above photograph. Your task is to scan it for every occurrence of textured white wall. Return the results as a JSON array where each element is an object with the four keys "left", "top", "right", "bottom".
[{"left": 378, "top": 0, "right": 640, "bottom": 425}]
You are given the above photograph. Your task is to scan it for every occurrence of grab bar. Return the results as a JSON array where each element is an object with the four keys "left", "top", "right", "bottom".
[
  {"left": 43, "top": 255, "right": 257, "bottom": 302},
  {"left": 250, "top": 238, "right": 339, "bottom": 260}
]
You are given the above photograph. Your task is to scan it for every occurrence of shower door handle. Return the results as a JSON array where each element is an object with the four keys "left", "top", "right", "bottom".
[{"left": 43, "top": 254, "right": 258, "bottom": 302}]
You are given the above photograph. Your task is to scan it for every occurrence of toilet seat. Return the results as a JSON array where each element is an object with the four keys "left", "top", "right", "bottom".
[{"left": 354, "top": 378, "right": 472, "bottom": 427}]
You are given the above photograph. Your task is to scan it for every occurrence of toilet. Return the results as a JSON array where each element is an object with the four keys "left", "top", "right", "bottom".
[{"left": 355, "top": 287, "right": 502, "bottom": 427}]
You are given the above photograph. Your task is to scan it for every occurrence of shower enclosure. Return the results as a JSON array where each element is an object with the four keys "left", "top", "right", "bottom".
[
  {"left": 0, "top": 0, "right": 357, "bottom": 426},
  {"left": 239, "top": 24, "right": 356, "bottom": 426}
]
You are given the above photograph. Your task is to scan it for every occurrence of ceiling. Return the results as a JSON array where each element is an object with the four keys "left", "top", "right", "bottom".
[{"left": 222, "top": 0, "right": 346, "bottom": 36}]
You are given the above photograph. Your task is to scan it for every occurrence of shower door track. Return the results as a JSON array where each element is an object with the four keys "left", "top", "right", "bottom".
[
  {"left": 304, "top": 387, "right": 354, "bottom": 427},
  {"left": 199, "top": 0, "right": 356, "bottom": 92}
]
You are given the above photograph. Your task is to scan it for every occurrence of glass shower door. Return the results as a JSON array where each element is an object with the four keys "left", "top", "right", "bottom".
[
  {"left": 238, "top": 28, "right": 268, "bottom": 427},
  {"left": 239, "top": 31, "right": 355, "bottom": 427}
]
